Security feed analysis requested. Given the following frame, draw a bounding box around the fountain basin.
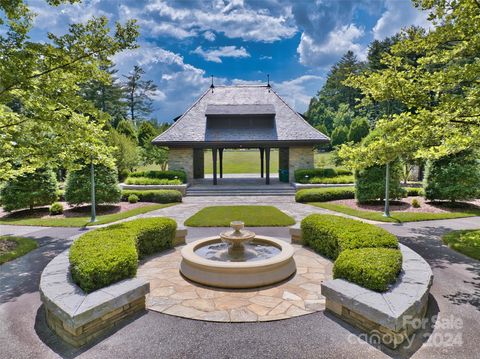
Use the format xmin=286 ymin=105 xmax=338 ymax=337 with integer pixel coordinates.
xmin=180 ymin=236 xmax=296 ymax=289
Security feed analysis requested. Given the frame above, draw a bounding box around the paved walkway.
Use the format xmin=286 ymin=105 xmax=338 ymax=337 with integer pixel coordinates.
xmin=1 ymin=197 xmax=479 ymax=359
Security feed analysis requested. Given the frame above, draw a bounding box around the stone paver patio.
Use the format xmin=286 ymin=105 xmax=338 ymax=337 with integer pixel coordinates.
xmin=137 ymin=244 xmax=332 ymax=322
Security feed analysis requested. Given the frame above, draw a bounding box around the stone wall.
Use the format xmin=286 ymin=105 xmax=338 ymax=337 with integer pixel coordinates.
xmin=288 ymin=147 xmax=314 ymax=182
xmin=168 ymin=148 xmax=194 ymax=183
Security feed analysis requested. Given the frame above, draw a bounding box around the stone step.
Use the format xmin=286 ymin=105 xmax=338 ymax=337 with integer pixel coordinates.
xmin=186 ymin=188 xmax=295 ymax=196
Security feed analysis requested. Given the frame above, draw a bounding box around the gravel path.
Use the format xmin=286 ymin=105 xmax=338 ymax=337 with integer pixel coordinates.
xmin=1 ymin=198 xmax=479 ymax=359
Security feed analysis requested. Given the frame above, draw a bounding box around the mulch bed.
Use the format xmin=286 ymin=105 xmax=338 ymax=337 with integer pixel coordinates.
xmin=0 ymin=201 xmax=150 ymax=220
xmin=0 ymin=239 xmax=18 ymax=254
xmin=331 ymin=197 xmax=480 ymax=213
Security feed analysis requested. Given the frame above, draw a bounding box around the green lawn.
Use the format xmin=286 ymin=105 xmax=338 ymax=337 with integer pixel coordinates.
xmin=0 ymin=236 xmax=38 ymax=264
xmin=442 ymin=230 xmax=480 ymax=260
xmin=311 ymin=202 xmax=480 ymax=223
xmin=184 ymin=205 xmax=296 ymax=227
xmin=0 ymin=203 xmax=175 ymax=227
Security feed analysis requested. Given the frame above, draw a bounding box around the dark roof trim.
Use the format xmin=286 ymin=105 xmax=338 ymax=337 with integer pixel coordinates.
xmin=153 ymin=139 xmax=329 ymax=148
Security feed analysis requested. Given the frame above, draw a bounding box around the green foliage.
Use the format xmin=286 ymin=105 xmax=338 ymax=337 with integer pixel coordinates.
xmin=109 ymin=129 xmax=139 ymax=174
xmin=308 ymin=175 xmax=354 ymax=184
xmin=411 ymin=199 xmax=421 ymax=208
xmin=116 ymin=119 xmax=137 ymax=143
xmin=0 ymin=168 xmax=58 ymax=211
xmin=123 ymin=65 xmax=158 ymax=125
xmin=295 ymin=187 xmax=355 ymax=203
xmin=348 ymin=117 xmax=370 ymax=143
xmin=334 ymin=248 xmax=402 ymax=292
xmin=443 ymin=229 xmax=480 ymax=261
xmin=121 ymin=190 xmax=182 ymax=203
xmin=129 ymin=170 xmax=187 ymax=183
xmin=119 ymin=169 xmax=130 ymax=182
xmin=128 ymin=194 xmax=139 ymax=203
xmin=137 ymin=121 xmax=158 ymax=147
xmin=0 ymin=236 xmax=38 ymax=264
xmin=424 ymin=151 xmax=480 ymax=202
xmin=295 ymin=168 xmax=336 ymax=182
xmin=355 ymin=162 xmax=406 ymax=203
xmin=49 ymin=202 xmax=64 ymax=215
xmin=125 ymin=177 xmax=182 ymax=185
xmin=65 ymin=164 xmax=121 ymax=206
xmin=405 ymin=187 xmax=424 ymax=197
xmin=331 ymin=125 xmax=348 ymax=147
xmin=69 ymin=217 xmax=176 ymax=292
xmin=141 ymin=144 xmax=169 ymax=171
xmin=0 ymin=3 xmax=139 ymax=181
xmin=301 ymin=214 xmax=400 ymax=291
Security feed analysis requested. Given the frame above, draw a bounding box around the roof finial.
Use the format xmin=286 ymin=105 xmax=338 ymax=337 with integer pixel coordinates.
xmin=267 ymin=74 xmax=270 ymax=87
xmin=210 ymin=75 xmax=214 ymax=92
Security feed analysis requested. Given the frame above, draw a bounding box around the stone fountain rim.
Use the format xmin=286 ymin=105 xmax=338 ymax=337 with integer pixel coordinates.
xmin=181 ymin=235 xmax=295 ymax=270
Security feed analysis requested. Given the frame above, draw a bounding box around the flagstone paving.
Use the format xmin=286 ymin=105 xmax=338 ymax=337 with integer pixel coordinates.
xmin=137 ymin=244 xmax=332 ymax=322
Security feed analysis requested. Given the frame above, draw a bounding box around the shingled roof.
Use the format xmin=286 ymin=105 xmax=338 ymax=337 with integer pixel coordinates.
xmin=152 ymin=85 xmax=329 ymax=147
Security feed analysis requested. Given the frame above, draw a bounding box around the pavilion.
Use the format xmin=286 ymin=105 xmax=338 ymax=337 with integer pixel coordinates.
xmin=152 ymin=85 xmax=329 ymax=185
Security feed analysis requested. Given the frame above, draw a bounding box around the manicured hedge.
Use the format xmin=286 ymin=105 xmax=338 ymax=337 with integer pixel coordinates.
xmin=294 ymin=168 xmax=352 ymax=183
xmin=301 ymin=214 xmax=401 ymax=292
xmin=334 ymin=248 xmax=402 ymax=292
xmin=308 ymin=175 xmax=354 ymax=184
xmin=129 ymin=170 xmax=187 ymax=183
xmin=125 ymin=177 xmax=182 ymax=185
xmin=295 ymin=187 xmax=355 ymax=203
xmin=121 ymin=190 xmax=182 ymax=203
xmin=69 ymin=217 xmax=177 ymax=293
xmin=405 ymin=187 xmax=424 ymax=197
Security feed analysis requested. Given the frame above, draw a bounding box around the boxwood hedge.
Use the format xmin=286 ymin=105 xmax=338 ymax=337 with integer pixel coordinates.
xmin=301 ymin=214 xmax=401 ymax=292
xmin=294 ymin=168 xmax=352 ymax=184
xmin=69 ymin=217 xmax=177 ymax=293
xmin=295 ymin=187 xmax=355 ymax=203
xmin=121 ymin=189 xmax=182 ymax=203
xmin=128 ymin=170 xmax=187 ymax=183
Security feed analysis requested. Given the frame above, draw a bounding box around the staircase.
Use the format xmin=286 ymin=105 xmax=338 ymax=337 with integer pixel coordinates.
xmin=186 ymin=186 xmax=295 ymax=197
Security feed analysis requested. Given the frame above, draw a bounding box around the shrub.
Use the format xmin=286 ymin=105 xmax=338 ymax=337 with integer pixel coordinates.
xmin=411 ymin=199 xmax=421 ymax=208
xmin=335 ymin=168 xmax=353 ymax=176
xmin=301 ymin=214 xmax=398 ymax=259
xmin=308 ymin=175 xmax=354 ymax=184
xmin=56 ymin=189 xmax=65 ymax=201
xmin=405 ymin=187 xmax=424 ymax=197
xmin=129 ymin=170 xmax=187 ymax=183
xmin=331 ymin=125 xmax=348 ymax=147
xmin=121 ymin=190 xmax=182 ymax=203
xmin=424 ymin=150 xmax=480 ymax=202
xmin=69 ymin=217 xmax=177 ymax=293
xmin=0 ymin=169 xmax=58 ymax=211
xmin=295 ymin=168 xmax=337 ymax=183
xmin=334 ymin=248 xmax=402 ymax=292
xmin=124 ymin=177 xmax=182 ymax=185
xmin=295 ymin=187 xmax=355 ymax=203
xmin=119 ymin=168 xmax=131 ymax=182
xmin=355 ymin=162 xmax=406 ymax=203
xmin=49 ymin=202 xmax=64 ymax=215
xmin=348 ymin=117 xmax=370 ymax=143
xmin=128 ymin=194 xmax=139 ymax=203
xmin=65 ymin=164 xmax=122 ymax=206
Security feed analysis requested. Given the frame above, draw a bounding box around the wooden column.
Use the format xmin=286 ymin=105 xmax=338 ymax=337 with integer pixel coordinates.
xmin=265 ymin=147 xmax=270 ymax=185
xmin=219 ymin=148 xmax=224 ymax=178
xmin=212 ymin=148 xmax=217 ymax=185
xmin=260 ymin=148 xmax=265 ymax=178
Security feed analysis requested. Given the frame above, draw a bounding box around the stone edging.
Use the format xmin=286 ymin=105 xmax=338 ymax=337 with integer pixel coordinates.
xmin=120 ymin=183 xmax=188 ymax=195
xmin=321 ymin=243 xmax=433 ymax=349
xmin=40 ymin=250 xmax=150 ymax=347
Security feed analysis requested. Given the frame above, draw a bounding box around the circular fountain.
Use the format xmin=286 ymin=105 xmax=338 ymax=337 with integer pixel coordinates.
xmin=180 ymin=221 xmax=296 ymax=288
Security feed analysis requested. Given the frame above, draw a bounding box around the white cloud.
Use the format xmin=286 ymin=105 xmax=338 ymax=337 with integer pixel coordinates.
xmin=373 ymin=0 xmax=431 ymax=40
xmin=297 ymin=24 xmax=366 ymax=67
xmin=203 ymin=31 xmax=216 ymax=41
xmin=192 ymin=45 xmax=250 ymax=63
xmin=273 ymin=75 xmax=323 ymax=112
xmin=260 ymin=55 xmax=272 ymax=60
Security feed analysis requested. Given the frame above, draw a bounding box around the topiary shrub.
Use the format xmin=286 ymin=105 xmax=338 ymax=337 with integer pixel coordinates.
xmin=295 ymin=187 xmax=355 ymax=203
xmin=301 ymin=214 xmax=401 ymax=292
xmin=301 ymin=214 xmax=398 ymax=259
xmin=121 ymin=190 xmax=182 ymax=203
xmin=355 ymin=162 xmax=406 ymax=203
xmin=128 ymin=194 xmax=139 ymax=203
xmin=333 ymin=248 xmax=402 ymax=292
xmin=69 ymin=217 xmax=177 ymax=293
xmin=65 ymin=164 xmax=122 ymax=206
xmin=411 ymin=199 xmax=421 ymax=208
xmin=129 ymin=170 xmax=187 ymax=183
xmin=49 ymin=202 xmax=64 ymax=215
xmin=424 ymin=150 xmax=480 ymax=202
xmin=0 ymin=169 xmax=58 ymax=211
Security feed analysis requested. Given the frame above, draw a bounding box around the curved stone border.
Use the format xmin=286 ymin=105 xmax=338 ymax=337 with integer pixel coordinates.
xmin=321 ymin=244 xmax=433 ymax=349
xmin=137 ymin=245 xmax=333 ymax=322
xmin=120 ymin=183 xmax=188 ymax=195
xmin=40 ymin=250 xmax=149 ymax=347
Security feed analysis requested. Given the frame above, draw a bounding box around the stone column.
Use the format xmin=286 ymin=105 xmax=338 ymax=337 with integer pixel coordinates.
xmin=288 ymin=147 xmax=314 ymax=182
xmin=168 ymin=148 xmax=194 ymax=183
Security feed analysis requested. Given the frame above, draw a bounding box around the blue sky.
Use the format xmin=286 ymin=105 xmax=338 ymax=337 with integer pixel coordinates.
xmin=27 ymin=0 xmax=431 ymax=122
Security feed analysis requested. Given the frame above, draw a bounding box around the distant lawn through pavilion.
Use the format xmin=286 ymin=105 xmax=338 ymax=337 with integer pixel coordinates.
xmin=184 ymin=205 xmax=296 ymax=227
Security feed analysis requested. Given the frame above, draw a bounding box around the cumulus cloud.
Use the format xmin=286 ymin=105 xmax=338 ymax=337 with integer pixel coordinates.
xmin=297 ymin=24 xmax=365 ymax=67
xmin=192 ymin=45 xmax=250 ymax=63
xmin=272 ymin=75 xmax=323 ymax=112
xmin=203 ymin=30 xmax=216 ymax=41
xmin=373 ymin=0 xmax=431 ymax=40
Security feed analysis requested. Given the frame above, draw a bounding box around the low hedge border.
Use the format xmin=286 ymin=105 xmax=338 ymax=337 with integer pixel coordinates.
xmin=294 ymin=168 xmax=353 ymax=184
xmin=301 ymin=214 xmax=401 ymax=292
xmin=295 ymin=187 xmax=355 ymax=203
xmin=69 ymin=217 xmax=177 ymax=293
xmin=129 ymin=170 xmax=187 ymax=183
xmin=121 ymin=189 xmax=182 ymax=203
xmin=125 ymin=177 xmax=182 ymax=185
